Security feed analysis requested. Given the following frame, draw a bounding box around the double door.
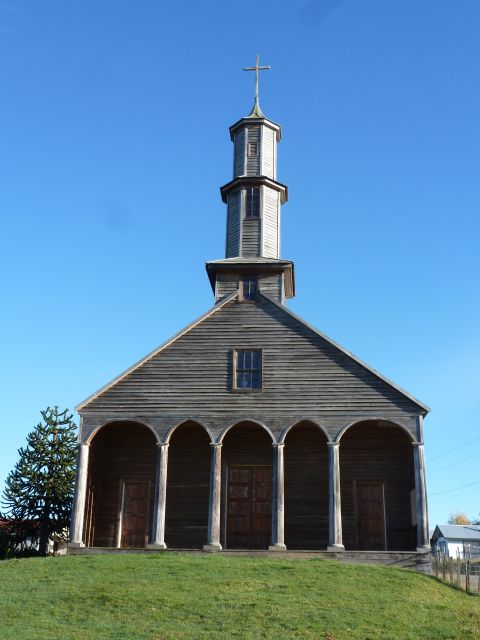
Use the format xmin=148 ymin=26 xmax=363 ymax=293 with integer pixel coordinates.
xmin=226 ymin=465 xmax=272 ymax=549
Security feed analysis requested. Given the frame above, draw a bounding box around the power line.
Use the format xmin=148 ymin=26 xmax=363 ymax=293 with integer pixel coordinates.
xmin=430 ymin=480 xmax=480 ymax=496
xmin=428 ymin=434 xmax=480 ymax=463
xmin=429 ymin=450 xmax=480 ymax=474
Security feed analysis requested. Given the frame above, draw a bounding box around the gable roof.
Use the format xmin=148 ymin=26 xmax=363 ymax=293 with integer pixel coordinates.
xmin=260 ymin=293 xmax=430 ymax=414
xmin=432 ymin=525 xmax=480 ymax=541
xmin=76 ymin=291 xmax=238 ymax=411
xmin=77 ymin=291 xmax=430 ymax=414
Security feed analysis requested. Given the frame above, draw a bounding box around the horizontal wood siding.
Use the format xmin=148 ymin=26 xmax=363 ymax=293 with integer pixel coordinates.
xmin=215 ymin=272 xmax=239 ymax=301
xmin=262 ymin=126 xmax=276 ymax=180
xmin=258 ymin=273 xmax=282 ymax=303
xmin=233 ymin=129 xmax=246 ymax=178
xmin=81 ymin=297 xmax=423 ymax=418
xmin=165 ymin=422 xmax=210 ymax=549
xmin=340 ymin=422 xmax=416 ymax=551
xmin=245 ymin=126 xmax=260 ymax=176
xmin=241 ymin=218 xmax=261 ymax=257
xmin=285 ymin=423 xmax=329 ymax=549
xmin=226 ymin=190 xmax=241 ymax=258
xmin=263 ymin=187 xmax=279 ymax=258
xmin=87 ymin=422 xmax=157 ymax=547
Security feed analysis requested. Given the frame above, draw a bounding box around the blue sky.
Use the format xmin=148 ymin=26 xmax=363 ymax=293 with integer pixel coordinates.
xmin=1 ymin=0 xmax=479 ymax=528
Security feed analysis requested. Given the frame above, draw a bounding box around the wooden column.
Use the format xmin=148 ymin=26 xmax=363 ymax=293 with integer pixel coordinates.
xmin=269 ymin=443 xmax=286 ymax=550
xmin=327 ymin=442 xmax=345 ymax=551
xmin=413 ymin=441 xmax=429 ymax=551
xmin=204 ymin=443 xmax=222 ymax=551
xmin=148 ymin=443 xmax=169 ymax=549
xmin=68 ymin=443 xmax=90 ymax=547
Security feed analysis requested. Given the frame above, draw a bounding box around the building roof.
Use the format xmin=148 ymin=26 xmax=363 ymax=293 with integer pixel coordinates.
xmin=77 ymin=291 xmax=430 ymax=414
xmin=432 ymin=525 xmax=480 ymax=541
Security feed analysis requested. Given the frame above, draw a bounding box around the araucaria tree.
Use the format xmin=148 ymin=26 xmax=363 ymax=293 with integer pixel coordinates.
xmin=1 ymin=407 xmax=77 ymax=556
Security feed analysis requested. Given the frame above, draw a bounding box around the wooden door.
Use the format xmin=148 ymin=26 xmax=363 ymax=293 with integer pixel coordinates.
xmin=227 ymin=466 xmax=272 ymax=549
xmin=356 ymin=481 xmax=386 ymax=550
xmin=120 ymin=481 xmax=150 ymax=548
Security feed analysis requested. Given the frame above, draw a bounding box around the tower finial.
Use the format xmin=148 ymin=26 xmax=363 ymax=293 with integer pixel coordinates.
xmin=243 ymin=54 xmax=270 ymax=118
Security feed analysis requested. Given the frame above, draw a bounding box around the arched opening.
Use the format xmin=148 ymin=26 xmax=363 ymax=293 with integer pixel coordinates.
xmin=284 ymin=422 xmax=329 ymax=550
xmin=339 ymin=420 xmax=415 ymax=551
xmin=221 ymin=421 xmax=273 ymax=549
xmin=85 ymin=421 xmax=157 ymax=548
xmin=165 ymin=421 xmax=211 ymax=549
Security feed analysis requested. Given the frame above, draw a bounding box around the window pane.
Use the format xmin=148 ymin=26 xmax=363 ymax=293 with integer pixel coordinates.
xmin=251 ymin=371 xmax=260 ymax=389
xmin=235 ymin=349 xmax=262 ymax=390
xmin=246 ymin=187 xmax=260 ymax=218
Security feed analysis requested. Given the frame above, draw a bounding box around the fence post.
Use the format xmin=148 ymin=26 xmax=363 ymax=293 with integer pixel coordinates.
xmin=456 ymin=550 xmax=460 ymax=588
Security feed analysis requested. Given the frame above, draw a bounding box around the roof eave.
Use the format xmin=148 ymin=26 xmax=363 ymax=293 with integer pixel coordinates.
xmin=257 ymin=292 xmax=431 ymax=415
xmin=220 ymin=176 xmax=288 ymax=204
xmin=229 ymin=117 xmax=282 ymax=142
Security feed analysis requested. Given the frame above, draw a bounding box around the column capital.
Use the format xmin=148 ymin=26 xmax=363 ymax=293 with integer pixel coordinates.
xmin=157 ymin=442 xmax=169 ymax=449
xmin=78 ymin=441 xmax=90 ymax=448
xmin=210 ymin=442 xmax=223 ymax=449
xmin=412 ymin=441 xmax=425 ymax=447
xmin=272 ymin=442 xmax=285 ymax=449
xmin=328 ymin=441 xmax=340 ymax=448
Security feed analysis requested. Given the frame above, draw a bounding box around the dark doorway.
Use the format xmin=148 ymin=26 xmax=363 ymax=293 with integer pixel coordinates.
xmin=221 ymin=422 xmax=273 ymax=549
xmin=356 ymin=481 xmax=386 ymax=550
xmin=227 ymin=466 xmax=272 ymax=549
xmin=85 ymin=422 xmax=157 ymax=548
xmin=340 ymin=420 xmax=416 ymax=551
xmin=120 ymin=480 xmax=151 ymax=548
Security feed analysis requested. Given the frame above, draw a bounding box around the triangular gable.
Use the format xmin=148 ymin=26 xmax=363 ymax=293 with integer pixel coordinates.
xmin=77 ymin=290 xmax=429 ymax=415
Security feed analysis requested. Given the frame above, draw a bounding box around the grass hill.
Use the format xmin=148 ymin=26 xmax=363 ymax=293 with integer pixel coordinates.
xmin=0 ymin=553 xmax=478 ymax=639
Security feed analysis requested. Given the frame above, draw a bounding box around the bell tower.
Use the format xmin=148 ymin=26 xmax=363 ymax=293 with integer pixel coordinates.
xmin=206 ymin=57 xmax=295 ymax=304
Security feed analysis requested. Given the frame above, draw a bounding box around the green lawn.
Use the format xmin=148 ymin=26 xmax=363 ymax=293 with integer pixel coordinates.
xmin=0 ymin=553 xmax=478 ymax=639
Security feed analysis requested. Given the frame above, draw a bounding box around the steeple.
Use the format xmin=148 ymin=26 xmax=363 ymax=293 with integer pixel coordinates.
xmin=206 ymin=59 xmax=295 ymax=304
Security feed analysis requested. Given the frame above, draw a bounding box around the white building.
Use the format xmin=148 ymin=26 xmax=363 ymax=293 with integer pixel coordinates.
xmin=431 ymin=524 xmax=480 ymax=558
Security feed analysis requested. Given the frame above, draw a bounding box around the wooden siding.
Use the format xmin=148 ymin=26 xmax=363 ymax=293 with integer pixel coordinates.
xmin=241 ymin=218 xmax=261 ymax=256
xmin=221 ymin=422 xmax=273 ymax=548
xmin=81 ymin=296 xmax=423 ymax=418
xmin=86 ymin=422 xmax=157 ymax=547
xmin=245 ymin=126 xmax=260 ymax=176
xmin=165 ymin=422 xmax=210 ymax=548
xmin=263 ymin=187 xmax=279 ymax=258
xmin=258 ymin=273 xmax=282 ymax=303
xmin=262 ymin=125 xmax=276 ymax=180
xmin=340 ymin=421 xmax=416 ymax=551
xmin=284 ymin=423 xmax=329 ymax=549
xmin=215 ymin=272 xmax=239 ymax=301
xmin=233 ymin=129 xmax=246 ymax=178
xmin=226 ymin=190 xmax=241 ymax=258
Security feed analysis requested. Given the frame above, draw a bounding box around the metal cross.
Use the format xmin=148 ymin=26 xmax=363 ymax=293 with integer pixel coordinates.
xmin=243 ymin=54 xmax=271 ymax=102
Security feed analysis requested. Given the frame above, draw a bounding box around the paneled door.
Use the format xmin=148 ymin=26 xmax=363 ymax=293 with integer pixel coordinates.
xmin=119 ymin=481 xmax=151 ymax=548
xmin=226 ymin=466 xmax=272 ymax=549
xmin=355 ymin=481 xmax=386 ymax=550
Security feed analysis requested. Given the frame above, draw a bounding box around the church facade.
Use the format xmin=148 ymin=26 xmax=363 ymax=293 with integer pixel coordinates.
xmin=69 ymin=75 xmax=430 ymax=555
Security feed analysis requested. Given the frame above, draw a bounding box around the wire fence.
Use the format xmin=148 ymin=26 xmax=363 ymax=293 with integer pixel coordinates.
xmin=432 ymin=546 xmax=480 ymax=593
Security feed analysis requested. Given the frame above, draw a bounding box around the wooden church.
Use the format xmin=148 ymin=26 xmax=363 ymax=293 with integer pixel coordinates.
xmin=69 ymin=60 xmax=430 ymax=555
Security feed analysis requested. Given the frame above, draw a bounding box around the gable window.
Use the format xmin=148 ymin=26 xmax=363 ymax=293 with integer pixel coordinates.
xmin=247 ymin=141 xmax=258 ymax=157
xmin=234 ymin=350 xmax=262 ymax=390
xmin=240 ymin=276 xmax=257 ymax=301
xmin=245 ymin=187 xmax=260 ymax=218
